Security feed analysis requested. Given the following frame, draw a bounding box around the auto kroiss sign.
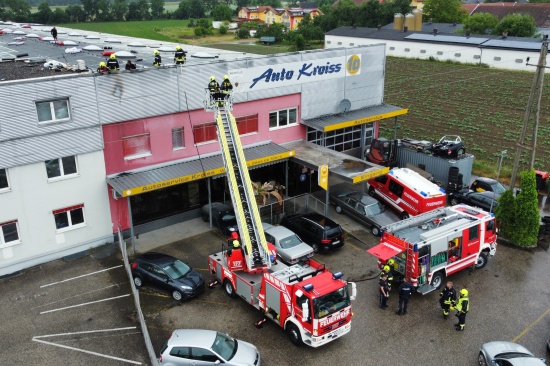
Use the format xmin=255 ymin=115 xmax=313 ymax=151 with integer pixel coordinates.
xmin=229 ymin=54 xmax=361 ymax=92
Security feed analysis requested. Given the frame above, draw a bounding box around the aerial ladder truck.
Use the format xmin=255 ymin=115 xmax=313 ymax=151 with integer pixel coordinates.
xmin=205 ymin=89 xmax=356 ymax=347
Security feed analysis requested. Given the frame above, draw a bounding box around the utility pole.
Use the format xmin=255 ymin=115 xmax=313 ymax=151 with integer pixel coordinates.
xmin=510 ymin=41 xmax=548 ymax=189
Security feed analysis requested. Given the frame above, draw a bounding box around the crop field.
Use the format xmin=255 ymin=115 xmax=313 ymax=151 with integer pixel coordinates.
xmin=383 ymin=57 xmax=550 ymax=178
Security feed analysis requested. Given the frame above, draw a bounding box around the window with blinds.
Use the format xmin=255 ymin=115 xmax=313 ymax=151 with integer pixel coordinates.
xmin=123 ymin=133 xmax=152 ymax=160
xmin=172 ymin=127 xmax=185 ymax=150
xmin=236 ymin=114 xmax=259 ymax=135
xmin=192 ymin=123 xmax=217 ymax=144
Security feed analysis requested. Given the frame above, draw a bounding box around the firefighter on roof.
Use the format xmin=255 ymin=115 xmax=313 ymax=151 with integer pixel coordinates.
xmin=440 ymin=281 xmax=457 ymax=318
xmin=174 ymin=45 xmax=186 ymax=64
xmin=106 ymin=54 xmax=119 ymax=71
xmin=455 ymin=288 xmax=469 ymax=331
xmin=153 ymin=50 xmax=161 ymax=67
xmin=97 ymin=61 xmax=109 ymax=73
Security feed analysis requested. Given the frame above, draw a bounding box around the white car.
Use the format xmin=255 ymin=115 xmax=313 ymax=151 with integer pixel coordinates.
xmin=478 ymin=341 xmax=546 ymax=366
xmin=263 ymin=223 xmax=314 ymax=265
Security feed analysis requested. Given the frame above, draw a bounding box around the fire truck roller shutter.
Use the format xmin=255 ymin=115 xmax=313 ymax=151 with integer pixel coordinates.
xmin=367 ymin=242 xmax=405 ymax=260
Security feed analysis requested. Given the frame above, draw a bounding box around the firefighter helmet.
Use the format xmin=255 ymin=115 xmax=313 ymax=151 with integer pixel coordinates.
xmin=210 ymin=76 xmax=215 ymax=81
xmin=460 ymin=289 xmax=468 ymax=296
xmin=99 ymin=62 xmax=106 ymax=67
xmin=232 ymin=240 xmax=240 ymax=248
xmin=154 ymin=50 xmax=159 ymax=55
xmin=110 ymin=54 xmax=116 ymax=59
xmin=176 ymin=45 xmax=182 ymax=50
xmin=387 ymin=259 xmax=395 ymax=266
xmin=383 ymin=265 xmax=390 ymax=272
xmin=224 ymin=75 xmax=229 ymax=80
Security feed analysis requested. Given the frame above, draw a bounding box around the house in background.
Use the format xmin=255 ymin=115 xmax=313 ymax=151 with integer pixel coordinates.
xmin=237 ymin=5 xmax=323 ymax=30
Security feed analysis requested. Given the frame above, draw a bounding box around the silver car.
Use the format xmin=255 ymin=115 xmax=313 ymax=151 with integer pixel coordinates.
xmin=478 ymin=341 xmax=546 ymax=366
xmin=263 ymin=224 xmax=314 ymax=265
xmin=160 ymin=329 xmax=260 ymax=366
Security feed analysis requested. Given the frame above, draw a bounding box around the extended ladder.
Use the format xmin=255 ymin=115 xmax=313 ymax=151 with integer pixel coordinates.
xmin=207 ymin=93 xmax=271 ymax=272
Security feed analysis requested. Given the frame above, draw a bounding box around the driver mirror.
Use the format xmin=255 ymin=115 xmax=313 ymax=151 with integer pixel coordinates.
xmin=301 ymin=300 xmax=309 ymax=322
xmin=349 ymin=282 xmax=357 ymax=301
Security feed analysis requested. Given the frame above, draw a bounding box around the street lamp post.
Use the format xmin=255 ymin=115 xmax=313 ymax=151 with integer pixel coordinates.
xmin=490 ymin=149 xmax=507 ymax=213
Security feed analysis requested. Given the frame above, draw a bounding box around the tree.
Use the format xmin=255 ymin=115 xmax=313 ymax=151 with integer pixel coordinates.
xmin=357 ymin=0 xmax=382 ymax=28
xmin=34 ymin=1 xmax=52 ymax=24
xmin=422 ymin=0 xmax=466 ymax=24
xmin=111 ymin=0 xmax=128 ymax=21
xmin=494 ymin=13 xmax=537 ymax=38
xmin=380 ymin=0 xmax=412 ymax=24
xmin=256 ymin=22 xmax=285 ymax=41
xmin=64 ymin=4 xmax=86 ymax=22
xmin=50 ymin=7 xmax=69 ymax=23
xmin=80 ymin=0 xmax=99 ymax=21
xmin=296 ymin=15 xmax=324 ymax=42
xmin=212 ymin=3 xmax=232 ymax=21
xmin=173 ymin=0 xmax=190 ymax=19
xmin=495 ymin=189 xmax=515 ymax=242
xmin=462 ymin=13 xmax=498 ymax=35
xmin=96 ymin=0 xmax=113 ymax=21
xmin=150 ymin=0 xmax=164 ymax=19
xmin=137 ymin=0 xmax=150 ymax=20
xmin=237 ymin=27 xmax=249 ymax=39
xmin=294 ymin=33 xmax=306 ymax=50
xmin=188 ymin=0 xmax=205 ymax=18
xmin=3 ymin=0 xmax=32 ymax=22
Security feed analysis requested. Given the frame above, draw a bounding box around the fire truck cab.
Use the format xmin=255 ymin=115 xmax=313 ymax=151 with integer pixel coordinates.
xmin=367 ymin=205 xmax=497 ymax=294
xmin=367 ymin=168 xmax=447 ymax=219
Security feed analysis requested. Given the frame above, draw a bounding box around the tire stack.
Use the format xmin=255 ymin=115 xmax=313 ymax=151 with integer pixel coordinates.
xmin=447 ymin=167 xmax=461 ymax=193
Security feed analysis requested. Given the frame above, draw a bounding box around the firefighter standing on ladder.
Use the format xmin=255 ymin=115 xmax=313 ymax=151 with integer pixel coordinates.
xmin=440 ymin=281 xmax=457 ymax=318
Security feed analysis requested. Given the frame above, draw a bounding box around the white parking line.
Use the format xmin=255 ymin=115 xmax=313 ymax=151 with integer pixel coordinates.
xmin=32 ymin=338 xmax=142 ymax=365
xmin=31 ymin=283 xmax=122 ymax=310
xmin=33 ymin=326 xmax=138 ymax=339
xmin=40 ymin=265 xmax=123 ymax=288
xmin=40 ymin=294 xmax=130 ymax=315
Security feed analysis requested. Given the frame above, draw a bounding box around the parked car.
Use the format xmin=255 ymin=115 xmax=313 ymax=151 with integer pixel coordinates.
xmin=329 ymin=183 xmax=400 ymax=236
xmin=159 ymin=329 xmax=261 ymax=366
xmin=470 ymin=177 xmax=506 ymax=195
xmin=280 ymin=212 xmax=344 ymax=253
xmin=262 ymin=223 xmax=314 ymax=265
xmin=131 ymin=252 xmax=205 ymax=301
xmin=201 ymin=202 xmax=238 ymax=235
xmin=449 ymin=191 xmax=500 ymax=212
xmin=478 ymin=341 xmax=546 ymax=366
xmin=429 ymin=135 xmax=465 ymax=158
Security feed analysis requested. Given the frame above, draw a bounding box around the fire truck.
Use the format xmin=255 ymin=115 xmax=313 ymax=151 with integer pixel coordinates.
xmin=367 ymin=204 xmax=497 ymax=294
xmin=204 ymin=92 xmax=356 ymax=347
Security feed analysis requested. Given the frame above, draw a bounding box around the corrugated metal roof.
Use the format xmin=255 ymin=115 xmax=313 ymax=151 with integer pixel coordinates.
xmin=405 ymin=34 xmax=488 ymax=45
xmin=107 ymin=142 xmax=293 ymax=197
xmin=301 ymin=104 xmax=407 ymax=132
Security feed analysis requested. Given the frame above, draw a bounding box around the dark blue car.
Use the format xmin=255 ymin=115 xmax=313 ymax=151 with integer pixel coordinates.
xmin=131 ymin=252 xmax=205 ymax=301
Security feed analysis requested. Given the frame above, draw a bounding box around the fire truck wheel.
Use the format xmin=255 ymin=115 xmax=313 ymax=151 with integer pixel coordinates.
xmin=223 ymin=279 xmax=236 ymax=298
xmin=430 ymin=271 xmax=444 ymax=289
xmin=286 ymin=323 xmax=303 ymax=346
xmin=335 ymin=205 xmax=342 ymax=214
xmin=475 ymin=252 xmax=488 ymax=269
xmin=478 ymin=352 xmax=488 ymax=366
xmin=371 ymin=226 xmax=381 ymax=236
xmin=172 ymin=290 xmax=183 ymax=301
xmin=401 ymin=212 xmax=410 ymax=220
xmin=368 ymin=187 xmax=376 ymax=197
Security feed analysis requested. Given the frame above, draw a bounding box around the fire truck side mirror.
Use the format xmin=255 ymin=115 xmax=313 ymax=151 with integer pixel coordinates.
xmin=349 ymin=282 xmax=357 ymax=301
xmin=301 ymin=300 xmax=309 ymax=322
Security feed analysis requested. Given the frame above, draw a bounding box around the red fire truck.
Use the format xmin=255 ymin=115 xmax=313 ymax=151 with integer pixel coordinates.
xmin=367 ymin=204 xmax=497 ymax=294
xmin=205 ymin=93 xmax=356 ymax=347
xmin=367 ymin=167 xmax=447 ymax=219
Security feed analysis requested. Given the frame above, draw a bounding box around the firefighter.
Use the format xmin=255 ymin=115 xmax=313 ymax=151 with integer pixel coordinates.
xmin=208 ymin=76 xmax=220 ymax=104
xmin=174 ymin=45 xmax=186 ymax=65
xmin=153 ymin=50 xmax=162 ymax=67
xmin=97 ymin=61 xmax=109 ymax=73
xmin=396 ymin=277 xmax=414 ymax=315
xmin=455 ymin=288 xmax=469 ymax=331
xmin=106 ymin=54 xmax=119 ymax=71
xmin=220 ymin=75 xmax=233 ymax=97
xmin=440 ymin=281 xmax=457 ymax=318
xmin=380 ymin=259 xmax=395 ymax=291
xmin=379 ymin=273 xmax=389 ymax=309
xmin=227 ymin=231 xmax=239 ymax=247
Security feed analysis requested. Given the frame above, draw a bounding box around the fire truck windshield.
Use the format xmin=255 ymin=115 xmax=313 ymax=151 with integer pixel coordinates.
xmin=313 ymin=286 xmax=350 ymax=319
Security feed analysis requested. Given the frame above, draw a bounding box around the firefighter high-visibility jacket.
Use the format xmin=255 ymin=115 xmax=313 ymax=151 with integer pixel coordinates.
xmin=174 ymin=50 xmax=186 ymax=64
xmin=154 ymin=55 xmax=162 ymax=67
xmin=456 ymin=296 xmax=469 ymax=314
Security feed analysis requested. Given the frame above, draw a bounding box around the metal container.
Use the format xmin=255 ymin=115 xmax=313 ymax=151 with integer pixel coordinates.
xmin=413 ymin=9 xmax=423 ymax=32
xmin=394 ymin=13 xmax=404 ymax=31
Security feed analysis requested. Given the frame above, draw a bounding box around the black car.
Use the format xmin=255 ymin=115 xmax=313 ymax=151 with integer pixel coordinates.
xmin=470 ymin=177 xmax=506 ymax=195
xmin=280 ymin=212 xmax=344 ymax=253
xmin=201 ymin=202 xmax=238 ymax=235
xmin=429 ymin=135 xmax=465 ymax=158
xmin=449 ymin=191 xmax=499 ymax=212
xmin=131 ymin=252 xmax=205 ymax=301
xmin=329 ymin=183 xmax=400 ymax=236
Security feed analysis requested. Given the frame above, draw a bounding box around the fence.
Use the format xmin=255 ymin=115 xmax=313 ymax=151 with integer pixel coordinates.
xmin=257 ymin=193 xmax=327 ymax=225
xmin=118 ymin=228 xmax=159 ymax=366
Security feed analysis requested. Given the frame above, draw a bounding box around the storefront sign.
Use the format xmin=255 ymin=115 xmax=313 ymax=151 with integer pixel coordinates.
xmin=352 ymin=166 xmax=390 ymax=184
xmin=324 ymin=108 xmax=409 ymax=132
xmin=318 ymin=165 xmax=329 ymax=190
xmin=229 ymin=54 xmax=361 ymax=92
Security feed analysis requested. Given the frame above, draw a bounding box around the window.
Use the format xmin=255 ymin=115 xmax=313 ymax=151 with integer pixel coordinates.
xmin=190 ymin=348 xmax=219 ymax=363
xmin=45 ymin=156 xmax=78 ymax=180
xmin=0 ymin=168 xmax=9 ymax=191
xmin=192 ymin=122 xmax=217 ymax=144
xmin=236 ymin=114 xmax=258 ymax=135
xmin=0 ymin=220 xmax=20 ymax=247
xmin=469 ymin=226 xmax=479 ymax=241
xmin=123 ymin=133 xmax=151 ymax=160
xmin=36 ymin=99 xmax=70 ymax=123
xmin=172 ymin=127 xmax=185 ymax=150
xmin=169 ymin=347 xmax=190 ymax=359
xmin=53 ymin=204 xmax=85 ymax=231
xmin=389 ymin=180 xmax=404 ymax=197
xmin=269 ymin=107 xmax=297 ymax=129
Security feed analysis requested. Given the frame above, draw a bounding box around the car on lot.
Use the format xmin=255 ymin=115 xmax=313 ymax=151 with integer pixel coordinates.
xmin=478 ymin=341 xmax=546 ymax=366
xmin=449 ymin=191 xmax=500 ymax=212
xmin=329 ymin=183 xmax=400 ymax=236
xmin=131 ymin=252 xmax=205 ymax=301
xmin=429 ymin=135 xmax=465 ymax=158
xmin=201 ymin=202 xmax=238 ymax=235
xmin=280 ymin=212 xmax=344 ymax=253
xmin=262 ymin=223 xmax=314 ymax=265
xmin=470 ymin=177 xmax=506 ymax=195
xmin=159 ymin=329 xmax=261 ymax=366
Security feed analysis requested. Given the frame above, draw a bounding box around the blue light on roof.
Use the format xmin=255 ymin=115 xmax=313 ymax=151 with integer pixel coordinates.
xmin=413 ymin=244 xmax=418 ymax=252
xmin=303 ymin=284 xmax=314 ymax=292
xmin=333 ymin=272 xmax=343 ymax=280
xmin=389 ymin=170 xmax=395 ymax=175
xmin=439 ymin=188 xmax=446 ymax=193
xmin=420 ymin=191 xmax=427 ymax=197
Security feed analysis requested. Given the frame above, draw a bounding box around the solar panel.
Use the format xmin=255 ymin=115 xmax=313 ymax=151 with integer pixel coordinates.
xmin=481 ymin=39 xmax=542 ymax=51
xmin=405 ymin=33 xmax=489 ymax=45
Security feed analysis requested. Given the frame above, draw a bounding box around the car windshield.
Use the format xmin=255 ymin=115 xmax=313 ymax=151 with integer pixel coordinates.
xmin=163 ymin=260 xmax=191 ymax=280
xmin=313 ymin=286 xmax=350 ymax=319
xmin=211 ymin=332 xmax=237 ymax=361
xmin=494 ymin=352 xmax=534 ymax=360
xmin=490 ymin=182 xmax=506 ymax=195
xmin=365 ymin=202 xmax=384 ymax=216
xmin=279 ymin=234 xmax=303 ymax=249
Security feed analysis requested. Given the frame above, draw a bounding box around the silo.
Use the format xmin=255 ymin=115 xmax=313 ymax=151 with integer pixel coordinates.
xmin=394 ymin=13 xmax=404 ymax=31
xmin=413 ymin=9 xmax=423 ymax=32
xmin=404 ymin=13 xmax=415 ymax=31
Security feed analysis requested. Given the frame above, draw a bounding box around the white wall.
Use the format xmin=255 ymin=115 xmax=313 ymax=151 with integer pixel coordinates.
xmin=0 ymin=150 xmax=113 ymax=276
xmin=325 ymin=35 xmax=547 ymax=73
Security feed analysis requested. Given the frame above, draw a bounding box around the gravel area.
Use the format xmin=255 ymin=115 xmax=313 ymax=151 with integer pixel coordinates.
xmin=0 ymin=60 xmax=78 ymax=81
